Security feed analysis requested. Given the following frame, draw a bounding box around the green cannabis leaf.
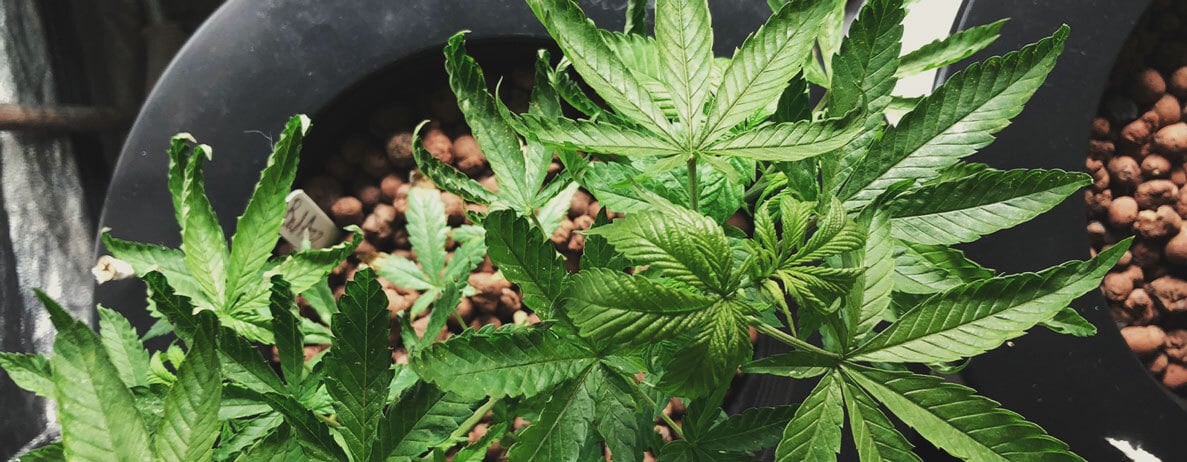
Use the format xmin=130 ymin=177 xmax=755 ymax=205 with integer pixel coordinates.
xmin=2 ymin=0 xmax=1109 ymax=460
xmin=372 ymin=185 xmax=484 ymax=316
xmin=101 ymin=115 xmax=363 ymax=343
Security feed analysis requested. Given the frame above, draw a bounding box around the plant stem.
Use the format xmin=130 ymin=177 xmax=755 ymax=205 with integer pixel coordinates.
xmin=448 ymin=397 xmax=500 ymax=444
xmin=529 ymin=211 xmax=547 ymax=233
xmin=752 ymin=321 xmax=838 ymax=359
xmin=317 ymin=413 xmax=342 ymax=428
xmin=687 ymin=155 xmax=699 ymax=212
xmin=633 ymin=386 xmax=686 ymax=440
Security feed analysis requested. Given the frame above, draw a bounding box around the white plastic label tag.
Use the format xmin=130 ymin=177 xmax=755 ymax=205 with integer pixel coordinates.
xmin=281 ymin=189 xmax=339 ymax=249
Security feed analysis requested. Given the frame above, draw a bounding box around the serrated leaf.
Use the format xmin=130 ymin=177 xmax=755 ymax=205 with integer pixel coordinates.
xmin=218 ymin=386 xmax=273 ymax=420
xmin=408 ymin=187 xmax=449 ymax=284
xmin=773 ymin=73 xmax=811 ymax=123
xmin=548 ymin=60 xmax=636 ymax=127
xmin=268 ymin=277 xmax=304 ymax=388
xmin=226 ymin=115 xmax=310 ymax=304
xmin=47 ymin=296 xmax=153 ymax=461
xmin=411 ymin=121 xmax=495 ymax=205
xmin=143 ymin=271 xmax=199 ymax=341
xmin=589 ymin=366 xmax=646 ymax=461
xmin=637 ymin=157 xmax=749 ymax=223
xmin=840 ymin=378 xmax=921 ymax=462
xmin=215 ymin=412 xmax=282 ymax=460
xmin=178 ymin=144 xmax=228 ymax=306
xmin=301 ymin=279 xmax=337 ymax=328
xmin=887 ymin=169 xmax=1090 ymax=245
xmin=850 ymin=206 xmax=895 ymax=339
xmin=774 ymin=371 xmax=844 ymax=461
xmin=580 ymin=209 xmax=628 ymax=271
xmin=414 ymin=325 xmax=597 ymax=399
xmin=154 ymin=312 xmax=222 ymax=462
xmin=893 ymin=241 xmax=993 ymax=294
xmin=537 ymin=181 xmax=580 ymax=235
xmin=96 ymin=307 xmax=151 ymax=389
xmin=828 ymin=0 xmax=904 ymax=118
xmin=657 ymin=300 xmax=751 ymax=398
xmin=0 ymin=352 xmax=53 ymax=398
xmin=166 ymin=134 xmax=196 ymax=237
xmin=787 ymin=198 xmax=864 ymax=265
xmin=839 ymin=27 xmax=1069 ymax=208
xmin=779 ymin=266 xmax=863 ymax=314
xmin=371 ymin=381 xmax=476 ymax=460
xmin=445 ymin=33 xmax=535 ymax=210
xmin=742 ymin=351 xmax=837 ymax=379
xmin=851 ymin=240 xmax=1129 ymax=363
xmin=417 ymin=279 xmax=463 ymax=351
xmin=897 ymin=19 xmax=1006 ymax=77
xmin=219 ymin=323 xmax=288 ymax=396
xmin=826 ymin=0 xmax=906 ymax=188
xmin=656 ymin=0 xmax=713 ymax=138
xmin=261 ymin=392 xmax=348 ymax=461
xmin=483 ymin=210 xmax=568 ymax=314
xmin=565 ymin=269 xmax=715 ymax=349
xmin=148 ymin=272 xmax=282 ymax=383
xmin=237 ymin=423 xmax=303 ymax=461
xmin=585 ymin=208 xmax=732 ymax=292
xmin=624 ymin=0 xmax=647 ymax=34
xmin=516 ymin=113 xmax=683 ymax=156
xmin=507 ymin=368 xmax=597 ymax=461
xmin=372 ymin=253 xmax=436 ymax=292
xmin=1041 ymin=307 xmax=1097 ymax=337
xmin=525 ymin=0 xmax=676 ymax=140
xmin=265 ymin=226 xmax=362 ymax=294
xmin=701 ymin=0 xmax=832 ymax=142
xmin=703 ymin=113 xmax=864 ymax=161
xmin=700 ymin=404 xmax=798 ymax=452
xmin=101 ymin=231 xmax=215 ymax=309
xmin=324 ymin=268 xmax=393 ymax=461
xmin=843 ymin=363 xmax=1083 ymax=461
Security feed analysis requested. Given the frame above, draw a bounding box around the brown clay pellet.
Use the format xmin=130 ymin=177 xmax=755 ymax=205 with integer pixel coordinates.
xmin=1123 ymin=325 xmax=1167 ymax=355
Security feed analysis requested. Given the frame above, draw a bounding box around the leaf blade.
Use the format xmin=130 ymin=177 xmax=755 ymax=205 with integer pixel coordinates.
xmin=413 ymin=325 xmax=597 ymax=399
xmin=702 ymin=0 xmax=832 ymax=141
xmin=48 ymin=298 xmax=153 ymax=461
xmin=226 ymin=115 xmax=311 ymax=302
xmin=839 ymin=26 xmax=1069 ymax=208
xmin=774 ymin=371 xmax=844 ymax=462
xmin=656 ymin=0 xmax=714 ymax=136
xmin=851 ymin=240 xmax=1129 ymax=363
xmin=97 ymin=306 xmax=151 ymax=389
xmin=153 ymin=312 xmax=222 ymax=462
xmin=525 ymin=0 xmax=676 ymax=139
xmin=887 ymin=169 xmax=1090 ymax=245
xmin=841 ymin=377 xmax=921 ymax=462
xmin=843 ymin=363 xmax=1083 ymax=461
xmin=483 ymin=210 xmax=568 ymax=314
xmin=565 ymin=269 xmax=715 ymax=349
xmin=325 ymin=268 xmax=394 ymax=461
xmin=897 ymin=19 xmax=1007 ymax=77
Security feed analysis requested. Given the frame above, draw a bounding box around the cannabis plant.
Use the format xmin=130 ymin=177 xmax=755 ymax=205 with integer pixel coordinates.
xmin=0 ymin=0 xmax=1118 ymax=460
xmin=100 ymin=116 xmax=361 ymax=343
xmin=410 ymin=0 xmax=1114 ymax=460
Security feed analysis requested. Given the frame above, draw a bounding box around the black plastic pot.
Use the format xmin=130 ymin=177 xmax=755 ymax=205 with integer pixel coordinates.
xmin=88 ymin=0 xmax=1187 ymax=461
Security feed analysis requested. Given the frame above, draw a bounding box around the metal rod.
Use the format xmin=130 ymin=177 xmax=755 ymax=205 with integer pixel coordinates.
xmin=0 ymin=104 xmax=132 ymax=133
